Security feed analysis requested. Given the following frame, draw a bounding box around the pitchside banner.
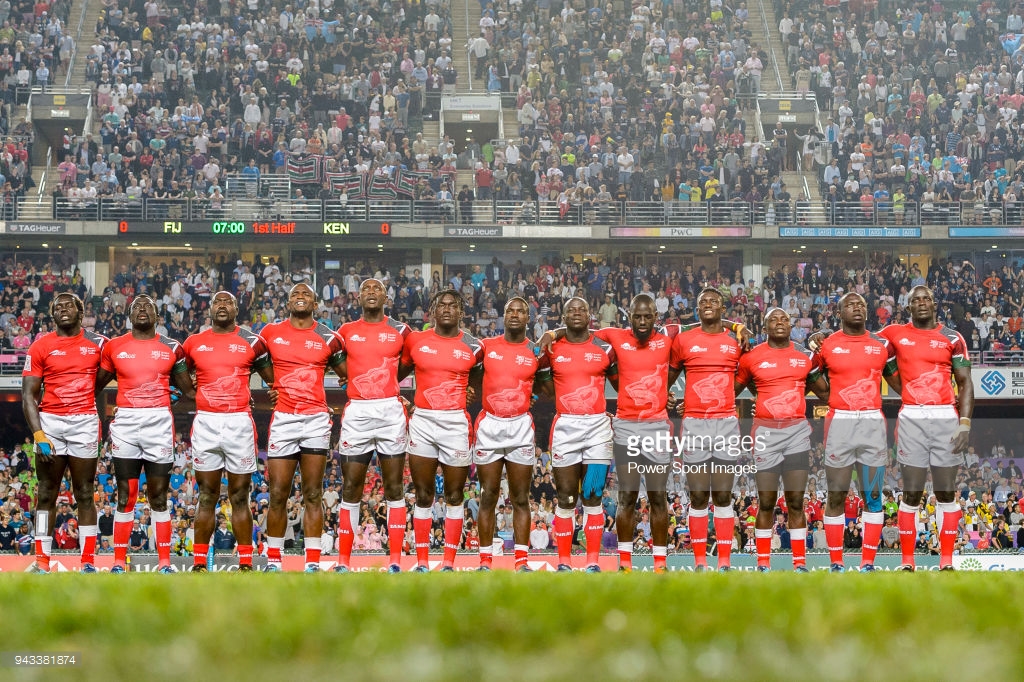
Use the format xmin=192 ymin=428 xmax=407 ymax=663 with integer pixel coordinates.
xmin=4 ymin=554 xmax=1023 ymax=572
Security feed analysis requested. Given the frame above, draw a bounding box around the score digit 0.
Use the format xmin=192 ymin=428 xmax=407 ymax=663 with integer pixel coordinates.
xmin=118 ymin=220 xmax=129 ymax=233
xmin=381 ymin=222 xmax=390 ymax=235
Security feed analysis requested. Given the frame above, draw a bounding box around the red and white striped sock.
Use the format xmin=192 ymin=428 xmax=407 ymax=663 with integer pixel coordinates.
xmin=860 ymin=511 xmax=884 ymax=567
xmin=413 ymin=506 xmax=432 ymax=568
xmin=824 ymin=514 xmax=845 ymax=566
xmin=583 ymin=506 xmax=604 ymax=566
xmin=79 ymin=524 xmax=97 ymax=566
xmin=897 ymin=502 xmax=918 ymax=567
xmin=618 ymin=541 xmax=632 ymax=570
xmin=303 ymin=536 xmax=321 ymax=566
xmin=552 ymin=507 xmax=574 ymax=565
xmin=688 ymin=507 xmax=709 ymax=567
xmin=151 ymin=510 xmax=172 ymax=568
xmin=266 ymin=536 xmax=284 ymax=566
xmin=479 ymin=546 xmax=493 ymax=568
xmin=193 ymin=543 xmax=209 ymax=567
xmin=337 ymin=501 xmax=359 ymax=567
xmin=112 ymin=511 xmax=133 ymax=567
xmin=938 ymin=502 xmax=962 ymax=569
xmin=713 ymin=506 xmax=735 ymax=569
xmin=514 ymin=544 xmax=529 ymax=571
xmin=652 ymin=545 xmax=667 ymax=571
xmin=386 ymin=500 xmax=406 ymax=567
xmin=237 ymin=543 xmax=253 ymax=567
xmin=790 ymin=527 xmax=807 ymax=569
xmin=755 ymin=528 xmax=772 ymax=568
xmin=442 ymin=505 xmax=464 ymax=568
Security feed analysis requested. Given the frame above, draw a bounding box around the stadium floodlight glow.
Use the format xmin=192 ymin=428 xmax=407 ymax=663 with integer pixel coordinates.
xmin=41 ymin=243 xmax=48 ymax=248
xmin=469 ymin=244 xmax=475 ymax=248
xmin=377 ymin=244 xmax=383 ymax=248
xmin=131 ymin=242 xmax=138 ymax=246
xmin=852 ymin=245 xmax=859 ymax=249
xmin=992 ymin=244 xmax=998 ymax=249
xmin=800 ymin=245 xmax=806 ymax=248
xmin=658 ymin=245 xmax=665 ymax=249
xmin=711 ymin=245 xmax=718 ymax=249
xmin=184 ymin=243 xmax=191 ymax=247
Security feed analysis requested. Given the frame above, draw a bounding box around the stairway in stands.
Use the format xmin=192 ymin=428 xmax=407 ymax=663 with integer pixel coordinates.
xmin=448 ymin=0 xmax=475 ymax=90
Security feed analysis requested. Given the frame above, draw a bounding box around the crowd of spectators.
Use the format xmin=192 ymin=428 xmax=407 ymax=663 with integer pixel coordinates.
xmin=778 ymin=0 xmax=1024 ymax=221
xmin=3 ymin=249 xmax=1024 ymax=557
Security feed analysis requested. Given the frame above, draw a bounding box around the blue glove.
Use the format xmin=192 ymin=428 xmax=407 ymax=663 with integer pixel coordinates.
xmin=170 ymin=386 xmax=182 ymax=404
xmin=581 ymin=463 xmax=609 ymax=499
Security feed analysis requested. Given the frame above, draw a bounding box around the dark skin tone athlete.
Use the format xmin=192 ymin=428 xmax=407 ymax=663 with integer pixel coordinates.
xmin=22 ymin=294 xmax=101 ymax=553
xmin=191 ymin=292 xmax=275 ymax=566
xmin=94 ymin=295 xmax=196 ymax=520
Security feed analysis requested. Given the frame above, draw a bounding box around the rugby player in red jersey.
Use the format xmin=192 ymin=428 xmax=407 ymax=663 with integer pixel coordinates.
xmin=182 ymin=292 xmax=274 ymax=572
xmin=334 ymin=279 xmax=411 ymax=573
xmin=537 ymin=297 xmax=617 ymax=572
xmin=259 ymin=283 xmax=346 ymax=572
xmin=808 ymin=293 xmax=899 ymax=572
xmin=670 ymin=288 xmax=746 ymax=572
xmin=471 ymin=296 xmax=549 ymax=572
xmin=736 ymin=308 xmax=829 ymax=572
xmin=400 ymin=290 xmax=484 ymax=572
xmin=22 ymin=292 xmax=107 ymax=573
xmin=878 ymin=285 xmax=973 ymax=571
xmin=95 ymin=294 xmax=194 ymax=574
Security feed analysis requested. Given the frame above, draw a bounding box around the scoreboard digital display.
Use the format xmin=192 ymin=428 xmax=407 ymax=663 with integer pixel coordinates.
xmin=117 ymin=220 xmax=391 ymax=237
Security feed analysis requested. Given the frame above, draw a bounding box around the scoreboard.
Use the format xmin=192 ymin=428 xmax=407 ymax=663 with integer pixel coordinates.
xmin=117 ymin=220 xmax=392 ymax=237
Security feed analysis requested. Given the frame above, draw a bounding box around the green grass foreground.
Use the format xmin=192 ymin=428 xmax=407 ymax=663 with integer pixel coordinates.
xmin=2 ymin=572 xmax=1022 ymax=681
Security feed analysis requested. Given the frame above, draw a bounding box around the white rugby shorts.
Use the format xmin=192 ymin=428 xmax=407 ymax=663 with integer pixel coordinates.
xmin=408 ymin=408 xmax=473 ymax=466
xmin=190 ymin=411 xmax=259 ymax=474
xmin=267 ymin=410 xmax=332 ymax=457
xmin=339 ymin=397 xmax=408 ymax=458
xmin=109 ymin=407 xmax=175 ymax=463
xmin=896 ymin=405 xmax=962 ymax=469
xmin=549 ymin=413 xmax=613 ymax=467
xmin=473 ymin=412 xmax=536 ymax=466
xmin=750 ymin=419 xmax=812 ymax=470
xmin=39 ymin=412 xmax=100 ymax=459
xmin=823 ymin=409 xmax=888 ymax=468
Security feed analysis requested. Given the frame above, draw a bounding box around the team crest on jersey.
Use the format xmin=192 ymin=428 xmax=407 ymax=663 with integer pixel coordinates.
xmin=452 ymin=349 xmax=472 ymax=361
xmin=304 ymin=340 xmax=323 ymax=350
xmin=583 ymin=352 xmax=603 ymax=362
xmin=151 ymin=350 xmax=171 ymax=361
xmin=864 ymin=346 xmax=881 ymax=355
xmin=79 ymin=346 xmax=97 ymax=355
xmin=378 ymin=333 xmax=397 ymax=343
xmin=789 ymin=358 xmax=806 ymax=367
xmin=515 ymin=355 xmax=533 ymax=366
xmin=719 ymin=344 xmax=737 ymax=354
xmin=929 ymin=340 xmax=948 ymax=349
xmin=228 ymin=344 xmax=248 ymax=353
xmin=689 ymin=345 xmax=707 ymax=353
xmin=649 ymin=339 xmax=665 ymax=350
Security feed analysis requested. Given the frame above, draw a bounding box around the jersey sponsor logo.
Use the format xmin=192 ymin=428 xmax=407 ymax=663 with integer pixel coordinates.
xmin=689 ymin=345 xmax=708 ymax=353
xmin=898 ymin=338 xmax=915 ymax=346
xmin=304 ymin=340 xmax=324 ymax=351
xmin=830 ymin=347 xmax=850 ymax=354
xmin=79 ymin=346 xmax=97 ymax=355
xmin=419 ymin=345 xmax=438 ymax=355
xmin=553 ymin=355 xmax=572 ymax=363
xmin=195 ymin=345 xmax=215 ymax=352
xmin=116 ymin=351 xmax=136 ymax=359
xmin=151 ymin=350 xmax=171 ymax=361
xmin=273 ymin=337 xmax=290 ymax=346
xmin=487 ymin=350 xmax=504 ymax=360
xmin=758 ymin=361 xmax=777 ymax=369
xmin=350 ymin=334 xmax=367 ymax=342
xmin=378 ymin=333 xmax=397 ymax=343
xmin=49 ymin=349 xmax=67 ymax=356
xmin=620 ymin=342 xmax=636 ymax=351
